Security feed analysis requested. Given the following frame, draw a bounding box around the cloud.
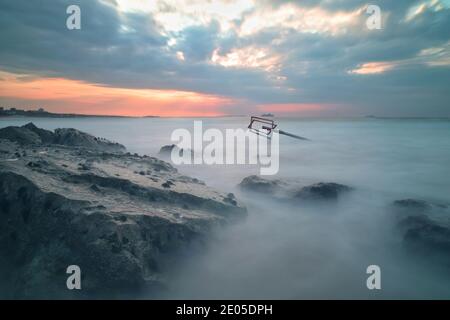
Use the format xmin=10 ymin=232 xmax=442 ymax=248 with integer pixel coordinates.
xmin=0 ymin=0 xmax=449 ymax=116
xmin=211 ymin=46 xmax=281 ymax=72
xmin=349 ymin=62 xmax=395 ymax=74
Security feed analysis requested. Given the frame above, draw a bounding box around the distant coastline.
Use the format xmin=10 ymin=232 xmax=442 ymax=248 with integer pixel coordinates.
xmin=0 ymin=108 xmax=159 ymax=118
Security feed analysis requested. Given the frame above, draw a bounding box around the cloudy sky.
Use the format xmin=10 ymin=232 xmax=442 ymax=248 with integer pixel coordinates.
xmin=0 ymin=0 xmax=449 ymax=117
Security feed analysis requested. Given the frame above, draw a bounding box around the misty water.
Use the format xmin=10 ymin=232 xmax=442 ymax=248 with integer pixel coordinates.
xmin=1 ymin=117 xmax=450 ymax=299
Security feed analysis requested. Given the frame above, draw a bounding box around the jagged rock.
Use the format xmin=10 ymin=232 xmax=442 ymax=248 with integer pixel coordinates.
xmin=0 ymin=123 xmax=125 ymax=153
xmin=0 ymin=125 xmax=42 ymax=145
xmin=53 ymin=128 xmax=125 ymax=152
xmin=22 ymin=122 xmax=55 ymax=143
xmin=0 ymin=124 xmax=246 ymax=298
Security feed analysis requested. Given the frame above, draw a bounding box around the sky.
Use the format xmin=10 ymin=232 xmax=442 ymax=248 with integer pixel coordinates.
xmin=0 ymin=0 xmax=449 ymax=117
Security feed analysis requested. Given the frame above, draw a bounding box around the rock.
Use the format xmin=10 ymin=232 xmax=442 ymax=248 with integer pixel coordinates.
xmin=239 ymin=175 xmax=283 ymax=194
xmin=53 ymin=128 xmax=125 ymax=153
xmin=0 ymin=125 xmax=42 ymax=145
xmin=158 ymin=144 xmax=192 ymax=160
xmin=0 ymin=124 xmax=246 ymax=298
xmin=223 ymin=194 xmax=237 ymax=206
xmin=393 ymin=198 xmax=448 ymax=212
xmin=78 ymin=163 xmax=90 ymax=171
xmin=22 ymin=122 xmax=54 ymax=143
xmin=0 ymin=123 xmax=125 ymax=153
xmin=27 ymin=161 xmax=41 ymax=168
xmin=162 ymin=181 xmax=175 ymax=189
xmin=239 ymin=175 xmax=352 ymax=201
xmin=294 ymin=183 xmax=352 ymax=200
xmin=393 ymin=199 xmax=431 ymax=211
xmin=398 ymin=214 xmax=450 ymax=263
xmin=392 ymin=198 xmax=450 ymax=267
xmin=90 ymin=184 xmax=101 ymax=192
xmin=159 ymin=144 xmax=177 ymax=156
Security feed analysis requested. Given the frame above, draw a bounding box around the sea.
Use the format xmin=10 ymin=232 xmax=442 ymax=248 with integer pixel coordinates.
xmin=1 ymin=116 xmax=450 ymax=299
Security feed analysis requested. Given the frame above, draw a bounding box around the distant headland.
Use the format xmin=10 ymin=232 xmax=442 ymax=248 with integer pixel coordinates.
xmin=0 ymin=107 xmax=159 ymax=118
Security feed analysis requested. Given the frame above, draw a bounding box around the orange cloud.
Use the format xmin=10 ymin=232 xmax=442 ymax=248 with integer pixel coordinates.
xmin=0 ymin=71 xmax=233 ymax=117
xmin=349 ymin=62 xmax=395 ymax=74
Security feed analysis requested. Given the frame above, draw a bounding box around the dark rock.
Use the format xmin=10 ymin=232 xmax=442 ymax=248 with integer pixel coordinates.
xmin=398 ymin=214 xmax=450 ymax=262
xmin=0 ymin=123 xmax=125 ymax=153
xmin=0 ymin=168 xmax=245 ymax=298
xmin=23 ymin=122 xmax=54 ymax=143
xmin=294 ymin=183 xmax=352 ymax=200
xmin=239 ymin=175 xmax=282 ymax=194
xmin=53 ymin=128 xmax=125 ymax=153
xmin=223 ymin=197 xmax=237 ymax=206
xmin=90 ymin=184 xmax=101 ymax=192
xmin=239 ymin=176 xmax=352 ymax=202
xmin=162 ymin=181 xmax=175 ymax=189
xmin=0 ymin=124 xmax=246 ymax=298
xmin=392 ymin=198 xmax=450 ymax=267
xmin=392 ymin=199 xmax=449 ymax=216
xmin=0 ymin=125 xmax=42 ymax=145
xmin=159 ymin=144 xmax=177 ymax=156
xmin=393 ymin=199 xmax=431 ymax=211
xmin=114 ymin=215 xmax=128 ymax=222
xmin=78 ymin=163 xmax=90 ymax=171
xmin=158 ymin=144 xmax=192 ymax=160
xmin=27 ymin=161 xmax=41 ymax=168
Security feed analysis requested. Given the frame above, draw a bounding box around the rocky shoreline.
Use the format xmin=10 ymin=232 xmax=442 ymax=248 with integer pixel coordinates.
xmin=0 ymin=123 xmax=246 ymax=298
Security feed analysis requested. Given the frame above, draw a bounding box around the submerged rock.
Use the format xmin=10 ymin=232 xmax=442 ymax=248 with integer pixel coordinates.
xmin=239 ymin=175 xmax=352 ymax=201
xmin=294 ymin=183 xmax=352 ymax=200
xmin=393 ymin=198 xmax=447 ymax=211
xmin=239 ymin=175 xmax=283 ymax=194
xmin=392 ymin=198 xmax=450 ymax=266
xmin=398 ymin=214 xmax=450 ymax=263
xmin=159 ymin=144 xmax=178 ymax=156
xmin=0 ymin=124 xmax=246 ymax=298
xmin=393 ymin=199 xmax=432 ymax=211
xmin=158 ymin=144 xmax=193 ymax=161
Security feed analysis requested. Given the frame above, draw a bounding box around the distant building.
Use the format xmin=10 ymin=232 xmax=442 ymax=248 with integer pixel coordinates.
xmin=38 ymin=108 xmax=46 ymax=112
xmin=0 ymin=107 xmax=4 ymax=111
